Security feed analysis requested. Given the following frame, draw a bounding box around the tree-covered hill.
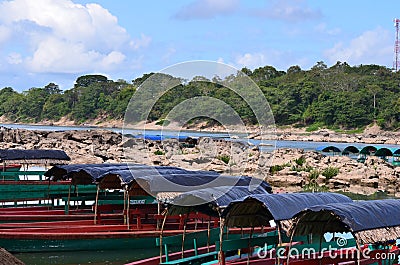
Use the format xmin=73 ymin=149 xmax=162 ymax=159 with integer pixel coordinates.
xmin=1 ymin=61 xmax=400 ymax=130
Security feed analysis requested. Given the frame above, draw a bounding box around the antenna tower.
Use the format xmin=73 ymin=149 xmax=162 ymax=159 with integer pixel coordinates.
xmin=394 ymin=18 xmax=400 ymax=71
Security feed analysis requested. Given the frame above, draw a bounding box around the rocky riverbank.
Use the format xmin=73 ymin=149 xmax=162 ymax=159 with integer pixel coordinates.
xmin=0 ymin=127 xmax=398 ymax=197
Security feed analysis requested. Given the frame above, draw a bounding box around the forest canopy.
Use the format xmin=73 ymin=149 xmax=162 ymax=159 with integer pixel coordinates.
xmin=1 ymin=61 xmax=400 ymax=130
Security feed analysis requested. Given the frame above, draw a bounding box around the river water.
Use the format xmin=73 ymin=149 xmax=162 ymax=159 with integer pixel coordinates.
xmin=2 ymin=123 xmax=399 ymax=152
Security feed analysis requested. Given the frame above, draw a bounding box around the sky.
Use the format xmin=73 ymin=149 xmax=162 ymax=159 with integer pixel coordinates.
xmin=0 ymin=0 xmax=399 ymax=91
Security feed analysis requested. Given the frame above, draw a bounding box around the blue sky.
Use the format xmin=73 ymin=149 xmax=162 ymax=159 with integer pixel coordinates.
xmin=0 ymin=0 xmax=398 ymax=91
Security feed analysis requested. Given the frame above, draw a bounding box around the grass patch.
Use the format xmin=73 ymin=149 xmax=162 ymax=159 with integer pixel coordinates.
xmin=321 ymin=167 xmax=339 ymax=180
xmin=217 ymin=155 xmax=230 ymax=164
xmin=269 ymin=163 xmax=290 ymax=175
xmin=295 ymin=156 xmax=306 ymax=166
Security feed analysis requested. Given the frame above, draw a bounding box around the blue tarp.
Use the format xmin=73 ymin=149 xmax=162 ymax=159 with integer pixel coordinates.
xmin=294 ymin=199 xmax=400 ymax=234
xmin=168 ymin=185 xmax=271 ymax=216
xmin=222 ymin=192 xmax=353 ymax=227
xmin=99 ymin=168 xmax=272 ymax=193
xmin=0 ymin=149 xmax=70 ymax=162
xmin=375 ymin=147 xmax=393 ymax=157
xmin=359 ymin=146 xmax=377 ymax=155
xmin=342 ymin=146 xmax=359 ymax=155
xmin=45 ymin=163 xmax=272 ymax=195
xmin=316 ymin=146 xmax=341 ymax=153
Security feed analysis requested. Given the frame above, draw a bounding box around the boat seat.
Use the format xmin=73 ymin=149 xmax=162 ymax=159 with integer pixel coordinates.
xmin=160 ymin=250 xmax=218 ymax=265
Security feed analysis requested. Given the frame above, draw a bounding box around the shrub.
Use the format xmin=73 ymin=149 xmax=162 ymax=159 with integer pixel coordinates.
xmin=217 ymin=155 xmax=230 ymax=164
xmin=308 ymin=170 xmax=320 ymax=181
xmin=295 ymin=156 xmax=306 ymax=166
xmin=269 ymin=163 xmax=290 ymax=175
xmin=322 ymin=167 xmax=339 ymax=180
xmin=154 ymin=150 xmax=164 ymax=155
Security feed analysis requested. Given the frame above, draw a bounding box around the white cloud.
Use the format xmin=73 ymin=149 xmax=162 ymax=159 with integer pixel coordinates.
xmin=130 ymin=34 xmax=152 ymax=50
xmin=253 ymin=0 xmax=322 ymax=23
xmin=0 ymin=0 xmax=147 ymax=74
xmin=235 ymin=50 xmax=310 ymax=71
xmin=324 ymin=27 xmax=393 ymax=66
xmin=315 ymin=23 xmax=341 ymax=36
xmin=7 ymin=52 xmax=22 ymax=65
xmin=174 ymin=0 xmax=239 ymax=20
xmin=0 ymin=25 xmax=11 ymax=44
xmin=162 ymin=47 xmax=176 ymax=63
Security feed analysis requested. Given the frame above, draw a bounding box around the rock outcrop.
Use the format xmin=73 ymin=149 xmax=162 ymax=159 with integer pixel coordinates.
xmin=0 ymin=126 xmax=398 ymax=197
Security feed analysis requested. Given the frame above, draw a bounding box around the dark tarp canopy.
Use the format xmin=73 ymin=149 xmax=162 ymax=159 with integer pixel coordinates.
xmin=0 ymin=149 xmax=70 ymax=164
xmin=45 ymin=163 xmax=271 ymax=196
xmin=394 ymin=149 xmax=400 ymax=156
xmin=222 ymin=192 xmax=353 ymax=228
xmin=45 ymin=163 xmax=200 ymax=182
xmin=45 ymin=163 xmax=135 ymax=181
xmin=359 ymin=146 xmax=377 ymax=155
xmin=99 ymin=169 xmax=272 ymax=196
xmin=375 ymin=147 xmax=393 ymax=157
xmin=290 ymin=199 xmax=400 ymax=244
xmin=316 ymin=146 xmax=341 ymax=153
xmin=167 ymin=185 xmax=272 ymax=217
xmin=342 ymin=146 xmax=359 ymax=155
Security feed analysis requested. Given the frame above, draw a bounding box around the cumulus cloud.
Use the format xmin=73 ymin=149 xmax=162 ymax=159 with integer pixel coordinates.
xmin=130 ymin=34 xmax=152 ymax=50
xmin=174 ymin=0 xmax=239 ymax=20
xmin=0 ymin=0 xmax=148 ymax=74
xmin=324 ymin=27 xmax=393 ymax=66
xmin=253 ymin=0 xmax=322 ymax=22
xmin=235 ymin=50 xmax=309 ymax=71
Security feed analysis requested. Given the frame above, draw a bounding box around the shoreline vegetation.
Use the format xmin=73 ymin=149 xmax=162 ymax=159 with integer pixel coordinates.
xmin=1 ymin=63 xmax=400 ymax=134
xmin=0 ymin=126 xmax=398 ymax=198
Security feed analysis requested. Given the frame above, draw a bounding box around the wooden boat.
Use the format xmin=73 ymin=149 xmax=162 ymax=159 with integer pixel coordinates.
xmin=0 ymin=163 xmax=273 ymax=256
xmin=132 ymin=192 xmax=354 ymax=265
xmin=0 ymin=164 xmax=22 ymax=172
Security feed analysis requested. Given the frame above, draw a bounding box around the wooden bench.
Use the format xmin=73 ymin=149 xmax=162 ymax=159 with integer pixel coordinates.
xmin=156 ymin=227 xmax=221 ymax=264
xmin=0 ymin=170 xmax=46 ymax=181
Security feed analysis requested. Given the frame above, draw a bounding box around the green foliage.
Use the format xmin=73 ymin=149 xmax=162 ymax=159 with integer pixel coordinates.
xmin=295 ymin=156 xmax=306 ymax=166
xmin=0 ymin=62 xmax=400 ymax=129
xmin=308 ymin=170 xmax=320 ymax=181
xmin=321 ymin=167 xmax=339 ymax=180
xmin=153 ymin=150 xmax=164 ymax=155
xmin=217 ymin=155 xmax=230 ymax=164
xmin=155 ymin=119 xmax=170 ymax=126
xmin=303 ymin=183 xmax=329 ymax=192
xmin=269 ymin=163 xmax=290 ymax=175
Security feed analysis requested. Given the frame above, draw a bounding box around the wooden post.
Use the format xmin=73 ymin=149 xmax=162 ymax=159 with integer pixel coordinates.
xmin=94 ymin=185 xmax=100 ymax=225
xmin=218 ymin=217 xmax=225 ymax=265
xmin=160 ymin=208 xmax=168 ymax=263
xmin=181 ymin=213 xmax=189 ymax=259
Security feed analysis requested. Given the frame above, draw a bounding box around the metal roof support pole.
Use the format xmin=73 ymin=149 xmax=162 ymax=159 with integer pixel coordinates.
xmin=218 ymin=217 xmax=226 ymax=265
xmin=207 ymin=218 xmax=211 ymax=252
xmin=123 ymin=186 xmax=127 ymax=225
xmin=159 ymin=208 xmax=168 ymax=263
xmin=181 ymin=213 xmax=189 ymax=259
xmin=157 ymin=201 xmax=161 ymax=230
xmin=94 ymin=185 xmax=100 ymax=225
xmin=127 ymin=189 xmax=130 ymax=230
xmin=67 ymin=183 xmax=71 ymax=215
